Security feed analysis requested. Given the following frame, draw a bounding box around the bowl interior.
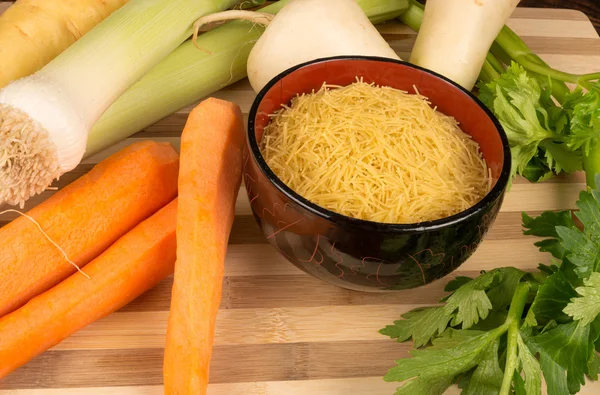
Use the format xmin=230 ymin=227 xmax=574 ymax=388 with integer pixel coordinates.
xmin=250 ymin=57 xmax=507 ymax=190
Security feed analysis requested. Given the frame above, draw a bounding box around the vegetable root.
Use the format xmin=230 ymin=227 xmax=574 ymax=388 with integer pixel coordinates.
xmin=0 ymin=0 xmax=130 ymax=88
xmin=0 ymin=199 xmax=178 ymax=379
xmin=163 ymin=98 xmax=245 ymax=395
xmin=0 ymin=140 xmax=179 ymax=318
xmin=409 ymin=0 xmax=520 ymax=90
xmin=245 ymin=0 xmax=401 ymax=92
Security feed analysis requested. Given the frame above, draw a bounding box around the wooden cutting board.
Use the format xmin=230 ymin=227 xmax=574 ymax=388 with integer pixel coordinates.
xmin=1 ymin=4 xmax=599 ymax=394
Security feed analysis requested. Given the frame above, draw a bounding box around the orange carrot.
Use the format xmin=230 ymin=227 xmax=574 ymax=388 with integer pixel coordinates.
xmin=0 ymin=199 xmax=178 ymax=379
xmin=0 ymin=140 xmax=179 ymax=317
xmin=163 ymin=98 xmax=245 ymax=395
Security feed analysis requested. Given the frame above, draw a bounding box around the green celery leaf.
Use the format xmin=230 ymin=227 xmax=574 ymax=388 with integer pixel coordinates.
xmin=517 ymin=333 xmax=542 ymax=395
xmin=384 ymin=327 xmax=505 ymax=384
xmin=462 ymin=339 xmax=504 ymax=395
xmin=541 ymin=140 xmax=583 ymax=174
xmin=444 ymin=276 xmax=474 ymax=293
xmin=588 ymin=352 xmax=600 ymax=381
xmin=528 ymin=321 xmax=592 ymax=393
xmin=485 ymin=267 xmax=526 ymax=310
xmin=574 ymin=186 xmax=600 ymax=236
xmin=538 ymin=263 xmax=560 ymax=275
xmin=564 ymin=88 xmax=600 ymax=155
xmin=480 ymin=63 xmax=557 ymax=176
xmin=443 ymin=271 xmax=497 ymax=329
xmin=523 ymin=210 xmax=576 ymax=259
xmin=456 ymin=371 xmax=473 ymax=390
xmin=472 ymin=309 xmax=509 ymax=332
xmin=427 ymin=328 xmax=487 ymax=350
xmin=521 ymin=154 xmax=554 ymax=183
xmin=513 ymin=371 xmax=527 ymax=395
xmin=556 ymin=226 xmax=600 ymax=278
xmin=522 ymin=210 xmax=575 ymax=238
xmin=564 ymin=272 xmax=600 ymax=325
xmin=530 ymin=271 xmax=578 ymax=326
xmin=592 ymin=316 xmax=600 ymax=353
xmin=539 ymin=353 xmax=570 ymax=395
xmin=379 ymin=306 xmax=453 ymax=348
xmin=391 ymin=374 xmax=454 ymax=395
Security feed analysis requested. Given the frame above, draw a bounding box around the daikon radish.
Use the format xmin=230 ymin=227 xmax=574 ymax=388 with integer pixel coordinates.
xmin=409 ymin=0 xmax=521 ymax=90
xmin=0 ymin=0 xmax=130 ymax=89
xmin=163 ymin=98 xmax=245 ymax=395
xmin=191 ymin=0 xmax=403 ymax=94
xmin=0 ymin=140 xmax=179 ymax=318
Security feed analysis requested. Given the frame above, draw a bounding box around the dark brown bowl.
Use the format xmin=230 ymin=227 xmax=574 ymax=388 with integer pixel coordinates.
xmin=243 ymin=56 xmax=511 ymax=292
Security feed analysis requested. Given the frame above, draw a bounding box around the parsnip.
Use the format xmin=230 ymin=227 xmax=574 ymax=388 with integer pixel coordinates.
xmin=409 ymin=0 xmax=520 ymax=90
xmin=0 ymin=0 xmax=130 ymax=88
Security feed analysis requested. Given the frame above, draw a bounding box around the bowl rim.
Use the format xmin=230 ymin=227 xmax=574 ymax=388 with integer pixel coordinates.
xmin=247 ymin=55 xmax=512 ymax=233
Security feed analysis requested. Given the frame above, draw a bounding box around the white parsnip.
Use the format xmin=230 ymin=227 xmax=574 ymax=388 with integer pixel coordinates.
xmin=0 ymin=0 xmax=130 ymax=89
xmin=192 ymin=0 xmax=402 ymax=94
xmin=247 ymin=0 xmax=400 ymax=92
xmin=409 ymin=0 xmax=520 ymax=90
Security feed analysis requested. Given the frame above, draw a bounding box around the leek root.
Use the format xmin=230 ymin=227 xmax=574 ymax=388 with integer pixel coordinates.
xmin=0 ymin=0 xmax=241 ymax=207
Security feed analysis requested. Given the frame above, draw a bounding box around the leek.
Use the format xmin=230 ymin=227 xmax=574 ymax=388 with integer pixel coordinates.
xmin=85 ymin=0 xmax=409 ymax=158
xmin=0 ymin=0 xmax=241 ymax=207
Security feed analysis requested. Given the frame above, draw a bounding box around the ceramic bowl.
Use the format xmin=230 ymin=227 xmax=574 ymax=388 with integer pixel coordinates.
xmin=243 ymin=56 xmax=511 ymax=292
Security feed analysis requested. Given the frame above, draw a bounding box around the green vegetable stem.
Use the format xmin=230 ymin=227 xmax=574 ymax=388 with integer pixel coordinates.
xmin=381 ymin=176 xmax=600 ymax=394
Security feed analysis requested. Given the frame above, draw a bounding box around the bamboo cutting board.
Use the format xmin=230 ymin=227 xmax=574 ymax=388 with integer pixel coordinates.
xmin=1 ymin=4 xmax=600 ymax=394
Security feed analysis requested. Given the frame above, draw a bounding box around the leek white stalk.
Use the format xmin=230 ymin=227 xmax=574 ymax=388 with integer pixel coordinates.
xmin=409 ymin=0 xmax=520 ymax=90
xmin=0 ymin=0 xmax=239 ymax=207
xmin=85 ymin=0 xmax=409 ymax=158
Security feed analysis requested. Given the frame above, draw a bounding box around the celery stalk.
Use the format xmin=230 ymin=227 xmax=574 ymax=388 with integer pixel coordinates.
xmin=86 ymin=0 xmax=409 ymax=158
xmin=584 ymin=141 xmax=600 ymax=188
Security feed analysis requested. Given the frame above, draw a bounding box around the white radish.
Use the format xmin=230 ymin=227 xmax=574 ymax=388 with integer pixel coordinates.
xmin=193 ymin=0 xmax=401 ymax=94
xmin=410 ymin=0 xmax=520 ymax=90
xmin=248 ymin=0 xmax=401 ymax=92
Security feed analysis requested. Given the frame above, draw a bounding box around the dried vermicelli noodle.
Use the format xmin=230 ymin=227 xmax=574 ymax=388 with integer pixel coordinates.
xmin=260 ymin=80 xmax=491 ymax=224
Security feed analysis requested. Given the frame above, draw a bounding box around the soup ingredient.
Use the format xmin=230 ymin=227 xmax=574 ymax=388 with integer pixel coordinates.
xmin=191 ymin=0 xmax=403 ymax=94
xmin=0 ymin=199 xmax=177 ymax=379
xmin=381 ymin=175 xmax=600 ymax=395
xmin=409 ymin=0 xmax=520 ymax=90
xmin=0 ymin=0 xmax=130 ymax=89
xmin=399 ymin=0 xmax=600 ymax=188
xmin=0 ymin=140 xmax=179 ymax=318
xmin=0 ymin=0 xmax=240 ymax=208
xmin=163 ymin=98 xmax=245 ymax=395
xmin=261 ymin=80 xmax=490 ymax=224
xmin=246 ymin=0 xmax=401 ymax=92
xmin=85 ymin=0 xmax=409 ymax=159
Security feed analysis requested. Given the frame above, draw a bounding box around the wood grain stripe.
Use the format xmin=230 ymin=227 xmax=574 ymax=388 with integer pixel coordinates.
xmin=0 ymin=378 xmax=400 ymax=395
xmin=52 ymin=304 xmax=420 ymax=350
xmin=5 ymin=379 xmax=600 ymax=395
xmin=0 ymin=341 xmax=409 ymax=389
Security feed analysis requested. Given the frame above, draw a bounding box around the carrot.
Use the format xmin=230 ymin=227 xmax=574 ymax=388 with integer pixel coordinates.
xmin=163 ymin=98 xmax=245 ymax=395
xmin=0 ymin=199 xmax=177 ymax=379
xmin=0 ymin=140 xmax=179 ymax=318
xmin=0 ymin=0 xmax=129 ymax=88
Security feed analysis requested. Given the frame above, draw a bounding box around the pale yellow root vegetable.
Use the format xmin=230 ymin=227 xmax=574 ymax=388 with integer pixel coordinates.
xmin=0 ymin=0 xmax=130 ymax=88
